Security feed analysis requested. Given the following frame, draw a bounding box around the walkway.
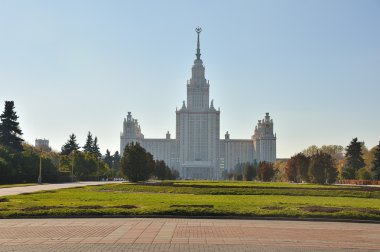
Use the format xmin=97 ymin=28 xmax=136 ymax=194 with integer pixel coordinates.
xmin=0 ymin=181 xmax=122 ymax=197
xmin=0 ymin=218 xmax=379 ymax=251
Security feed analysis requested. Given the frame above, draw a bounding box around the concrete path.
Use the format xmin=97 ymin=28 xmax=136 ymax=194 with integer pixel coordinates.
xmin=0 ymin=218 xmax=379 ymax=251
xmin=0 ymin=181 xmax=122 ymax=197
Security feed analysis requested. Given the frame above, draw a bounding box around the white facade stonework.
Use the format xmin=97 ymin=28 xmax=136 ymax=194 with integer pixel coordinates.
xmin=120 ymin=29 xmax=276 ymax=180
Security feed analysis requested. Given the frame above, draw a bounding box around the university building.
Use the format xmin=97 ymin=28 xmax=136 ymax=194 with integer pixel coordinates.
xmin=120 ymin=28 xmax=276 ymax=180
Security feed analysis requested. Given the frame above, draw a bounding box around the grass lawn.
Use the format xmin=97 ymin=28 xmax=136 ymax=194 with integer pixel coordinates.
xmin=0 ymin=181 xmax=379 ymax=220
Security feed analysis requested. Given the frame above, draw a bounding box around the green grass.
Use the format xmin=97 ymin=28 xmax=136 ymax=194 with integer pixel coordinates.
xmin=0 ymin=181 xmax=379 ymax=220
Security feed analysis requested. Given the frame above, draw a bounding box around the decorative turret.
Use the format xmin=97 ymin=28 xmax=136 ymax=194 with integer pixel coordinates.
xmin=225 ymin=131 xmax=230 ymax=140
xmin=252 ymin=113 xmax=276 ymax=163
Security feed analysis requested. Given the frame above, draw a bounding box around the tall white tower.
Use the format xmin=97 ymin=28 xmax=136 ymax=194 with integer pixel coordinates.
xmin=176 ymin=27 xmax=220 ymax=179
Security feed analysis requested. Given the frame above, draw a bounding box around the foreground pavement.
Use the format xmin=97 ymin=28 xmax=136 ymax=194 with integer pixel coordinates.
xmin=0 ymin=218 xmax=379 ymax=251
xmin=0 ymin=181 xmax=122 ymax=197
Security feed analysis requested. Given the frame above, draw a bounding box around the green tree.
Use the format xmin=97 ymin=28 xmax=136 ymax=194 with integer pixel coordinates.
xmin=308 ymin=152 xmax=337 ymax=184
xmin=371 ymin=142 xmax=380 ymax=180
xmin=71 ymin=151 xmax=101 ymax=180
xmin=121 ymin=142 xmax=154 ymax=182
xmin=257 ymin=161 xmax=275 ymax=182
xmin=83 ymin=132 xmax=93 ymax=153
xmin=91 ymin=137 xmax=101 ymax=159
xmin=61 ymin=134 xmax=80 ymax=155
xmin=0 ymin=145 xmax=15 ymax=183
xmin=302 ymin=145 xmax=319 ymax=157
xmin=0 ymin=101 xmax=24 ymax=152
xmin=357 ymin=167 xmax=371 ymax=180
xmin=154 ymin=160 xmax=171 ymax=180
xmin=343 ymin=138 xmax=365 ymax=179
xmin=104 ymin=149 xmax=113 ymax=168
xmin=243 ymin=163 xmax=257 ymax=181
xmin=113 ymin=151 xmax=121 ymax=175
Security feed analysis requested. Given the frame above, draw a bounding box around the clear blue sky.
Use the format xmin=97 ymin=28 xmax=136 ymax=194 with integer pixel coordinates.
xmin=0 ymin=0 xmax=379 ymax=158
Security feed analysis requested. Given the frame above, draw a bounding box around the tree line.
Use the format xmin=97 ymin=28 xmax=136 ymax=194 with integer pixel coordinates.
xmin=281 ymin=139 xmax=380 ymax=184
xmin=222 ymin=139 xmax=380 ymax=184
xmin=0 ymin=101 xmax=178 ymax=184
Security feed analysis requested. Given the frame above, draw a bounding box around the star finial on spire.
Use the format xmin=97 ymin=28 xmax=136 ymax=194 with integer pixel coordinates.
xmin=195 ymin=26 xmax=202 ymax=60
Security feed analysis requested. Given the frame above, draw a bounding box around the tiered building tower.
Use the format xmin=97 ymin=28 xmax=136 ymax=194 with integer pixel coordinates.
xmin=120 ymin=28 xmax=276 ymax=179
xmin=176 ymin=27 xmax=220 ymax=179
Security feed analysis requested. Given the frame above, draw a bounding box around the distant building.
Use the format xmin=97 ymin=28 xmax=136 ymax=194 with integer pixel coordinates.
xmin=120 ymin=28 xmax=276 ymax=180
xmin=35 ymin=139 xmax=50 ymax=151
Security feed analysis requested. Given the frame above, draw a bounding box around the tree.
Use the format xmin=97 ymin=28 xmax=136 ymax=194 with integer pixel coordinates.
xmin=286 ymin=153 xmax=310 ymax=183
xmin=154 ymin=160 xmax=173 ymax=180
xmin=257 ymin=161 xmax=275 ymax=182
xmin=343 ymin=138 xmax=365 ymax=179
xmin=83 ymin=132 xmax=94 ymax=153
xmin=104 ymin=149 xmax=113 ymax=168
xmin=154 ymin=160 xmax=167 ymax=180
xmin=91 ymin=137 xmax=101 ymax=159
xmin=357 ymin=167 xmax=371 ymax=180
xmin=243 ymin=163 xmax=257 ymax=181
xmin=121 ymin=142 xmax=154 ymax=182
xmin=285 ymin=157 xmax=298 ymax=182
xmin=371 ymin=142 xmax=380 ymax=180
xmin=113 ymin=151 xmax=121 ymax=175
xmin=61 ymin=134 xmax=80 ymax=155
xmin=0 ymin=101 xmax=24 ymax=152
xmin=273 ymin=160 xmax=288 ymax=182
xmin=302 ymin=145 xmax=319 ymax=157
xmin=303 ymin=145 xmax=344 ymax=161
xmin=308 ymin=152 xmax=337 ymax=184
xmin=320 ymin=145 xmax=344 ymax=160
xmin=71 ymin=151 xmax=98 ymax=180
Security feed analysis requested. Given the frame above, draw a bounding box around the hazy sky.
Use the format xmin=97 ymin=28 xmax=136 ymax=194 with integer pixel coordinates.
xmin=0 ymin=0 xmax=379 ymax=158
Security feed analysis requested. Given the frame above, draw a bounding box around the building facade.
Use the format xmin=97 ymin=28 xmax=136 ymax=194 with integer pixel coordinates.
xmin=120 ymin=28 xmax=276 ymax=180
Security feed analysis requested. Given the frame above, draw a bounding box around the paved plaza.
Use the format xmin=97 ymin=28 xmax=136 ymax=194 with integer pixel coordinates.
xmin=0 ymin=218 xmax=379 ymax=251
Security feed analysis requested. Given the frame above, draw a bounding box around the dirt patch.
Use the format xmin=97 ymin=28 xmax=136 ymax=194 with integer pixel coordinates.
xmin=300 ymin=206 xmax=343 ymax=213
xmin=262 ymin=206 xmax=284 ymax=210
xmin=113 ymin=205 xmax=138 ymax=209
xmin=355 ymin=208 xmax=380 ymax=215
xmin=76 ymin=205 xmax=104 ymax=209
xmin=0 ymin=198 xmax=9 ymax=203
xmin=22 ymin=206 xmax=64 ymax=211
xmin=170 ymin=204 xmax=213 ymax=208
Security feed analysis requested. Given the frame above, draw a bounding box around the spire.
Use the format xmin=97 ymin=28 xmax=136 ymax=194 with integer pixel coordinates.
xmin=195 ymin=27 xmax=202 ymax=60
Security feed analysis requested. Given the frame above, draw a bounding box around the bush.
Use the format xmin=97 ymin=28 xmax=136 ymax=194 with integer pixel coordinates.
xmin=357 ymin=168 xmax=372 ymax=180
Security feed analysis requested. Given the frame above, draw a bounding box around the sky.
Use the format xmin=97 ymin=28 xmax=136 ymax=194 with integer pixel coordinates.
xmin=0 ymin=0 xmax=379 ymax=158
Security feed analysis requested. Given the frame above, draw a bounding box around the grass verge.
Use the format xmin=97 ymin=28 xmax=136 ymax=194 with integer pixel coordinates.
xmin=0 ymin=181 xmax=379 ymax=221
